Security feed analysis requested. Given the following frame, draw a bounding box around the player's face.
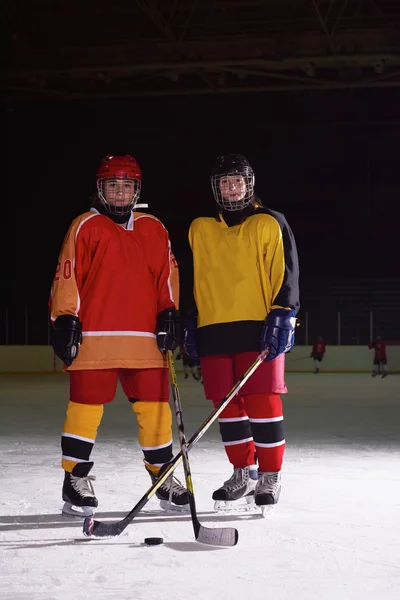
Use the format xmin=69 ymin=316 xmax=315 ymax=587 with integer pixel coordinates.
xmin=219 ymin=175 xmax=247 ymax=202
xmin=103 ymin=178 xmax=135 ymax=206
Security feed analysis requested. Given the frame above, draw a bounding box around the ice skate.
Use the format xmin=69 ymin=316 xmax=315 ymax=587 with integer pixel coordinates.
xmin=146 ymin=465 xmax=189 ymax=512
xmin=382 ymin=371 xmax=388 ymax=378
xmin=62 ymin=462 xmax=98 ymax=517
xmin=255 ymin=471 xmax=281 ymax=517
xmin=212 ymin=467 xmax=258 ymax=512
xmin=371 ymin=372 xmax=377 ymax=378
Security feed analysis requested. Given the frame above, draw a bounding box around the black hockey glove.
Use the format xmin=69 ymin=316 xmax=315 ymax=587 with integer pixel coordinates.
xmin=156 ymin=308 xmax=178 ymax=355
xmin=52 ymin=315 xmax=83 ymax=367
xmin=260 ymin=308 xmax=297 ymax=361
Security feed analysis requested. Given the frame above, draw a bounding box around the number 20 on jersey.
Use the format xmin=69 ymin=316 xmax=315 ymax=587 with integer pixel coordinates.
xmin=54 ymin=259 xmax=72 ymax=282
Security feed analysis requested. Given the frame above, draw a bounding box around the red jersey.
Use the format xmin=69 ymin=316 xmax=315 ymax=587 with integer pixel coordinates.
xmin=312 ymin=341 xmax=326 ymax=355
xmin=368 ymin=340 xmax=386 ymax=360
xmin=49 ymin=209 xmax=179 ymax=370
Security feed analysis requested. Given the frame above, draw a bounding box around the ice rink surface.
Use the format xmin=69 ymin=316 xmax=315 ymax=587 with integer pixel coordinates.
xmin=0 ymin=372 xmax=399 ymax=600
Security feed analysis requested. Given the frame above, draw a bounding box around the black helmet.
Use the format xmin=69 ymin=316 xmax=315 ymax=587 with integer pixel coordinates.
xmin=211 ymin=154 xmax=255 ymax=211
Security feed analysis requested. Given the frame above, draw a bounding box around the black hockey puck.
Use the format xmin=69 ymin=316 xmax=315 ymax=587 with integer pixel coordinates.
xmin=144 ymin=537 xmax=164 ymax=546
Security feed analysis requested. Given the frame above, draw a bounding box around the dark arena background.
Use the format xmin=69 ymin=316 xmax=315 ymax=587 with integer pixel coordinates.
xmin=1 ymin=2 xmax=400 ymax=599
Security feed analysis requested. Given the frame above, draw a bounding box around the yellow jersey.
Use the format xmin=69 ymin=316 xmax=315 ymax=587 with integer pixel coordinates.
xmin=188 ymin=207 xmax=299 ymax=356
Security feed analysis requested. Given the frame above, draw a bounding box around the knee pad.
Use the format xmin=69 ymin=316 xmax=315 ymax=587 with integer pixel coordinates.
xmin=212 ymin=394 xmax=247 ymax=419
xmin=243 ymin=393 xmax=283 ymax=419
xmin=63 ymin=401 xmax=104 ymax=438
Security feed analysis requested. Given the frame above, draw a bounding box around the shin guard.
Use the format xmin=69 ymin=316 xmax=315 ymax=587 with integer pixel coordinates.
xmin=132 ymin=401 xmax=173 ymax=474
xmin=243 ymin=393 xmax=285 ymax=473
xmin=61 ymin=401 xmax=104 ymax=472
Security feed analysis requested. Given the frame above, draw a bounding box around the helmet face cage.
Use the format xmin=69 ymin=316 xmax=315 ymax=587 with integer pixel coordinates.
xmin=211 ymin=169 xmax=255 ymax=211
xmin=97 ymin=176 xmax=141 ymax=216
xmin=210 ymin=154 xmax=255 ymax=211
xmin=96 ymin=155 xmax=142 ymax=216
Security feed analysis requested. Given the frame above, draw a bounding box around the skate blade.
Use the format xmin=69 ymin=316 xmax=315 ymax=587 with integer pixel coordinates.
xmin=258 ymin=504 xmax=276 ymax=518
xmin=62 ymin=502 xmax=96 ymax=518
xmin=159 ymin=499 xmax=190 ymax=513
xmin=214 ymin=496 xmax=257 ymax=513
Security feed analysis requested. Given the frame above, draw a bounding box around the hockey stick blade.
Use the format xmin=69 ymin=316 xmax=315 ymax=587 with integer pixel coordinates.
xmin=83 ymin=516 xmax=124 ymax=538
xmin=83 ymin=348 xmax=268 ymax=538
xmin=182 ymin=490 xmax=238 ymax=547
xmin=168 ymin=352 xmax=238 ymax=547
xmin=196 ymin=524 xmax=239 ymax=547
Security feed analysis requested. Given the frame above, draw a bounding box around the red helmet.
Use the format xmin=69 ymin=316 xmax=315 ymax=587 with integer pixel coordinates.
xmin=96 ymin=154 xmax=141 ymax=180
xmin=96 ymin=154 xmax=142 ymax=217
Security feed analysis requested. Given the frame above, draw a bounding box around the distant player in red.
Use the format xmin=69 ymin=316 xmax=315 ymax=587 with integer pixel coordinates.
xmin=368 ymin=336 xmax=388 ymax=378
xmin=310 ymin=336 xmax=326 ymax=374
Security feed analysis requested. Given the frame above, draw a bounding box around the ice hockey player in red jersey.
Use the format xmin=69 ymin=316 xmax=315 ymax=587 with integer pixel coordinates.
xmin=310 ymin=336 xmax=326 ymax=374
xmin=368 ymin=335 xmax=388 ymax=378
xmin=49 ymin=154 xmax=188 ymax=516
xmin=185 ymin=154 xmax=300 ymax=514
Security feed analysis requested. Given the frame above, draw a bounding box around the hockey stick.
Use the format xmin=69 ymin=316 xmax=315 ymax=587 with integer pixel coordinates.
xmin=167 ymin=350 xmax=238 ymax=547
xmin=82 ymin=347 xmax=268 ymax=538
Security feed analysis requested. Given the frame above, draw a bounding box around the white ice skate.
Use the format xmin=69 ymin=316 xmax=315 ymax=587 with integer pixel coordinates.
xmin=212 ymin=467 xmax=258 ymax=513
xmin=254 ymin=471 xmax=281 ymax=517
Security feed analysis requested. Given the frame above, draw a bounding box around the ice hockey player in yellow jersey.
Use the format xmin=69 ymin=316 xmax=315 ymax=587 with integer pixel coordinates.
xmin=185 ymin=154 xmax=300 ymax=514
